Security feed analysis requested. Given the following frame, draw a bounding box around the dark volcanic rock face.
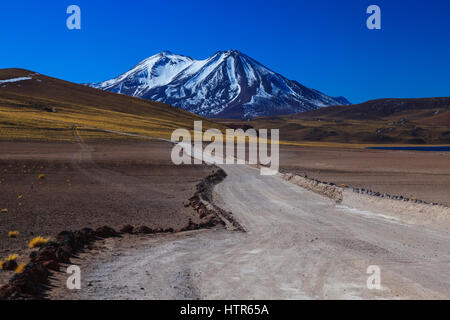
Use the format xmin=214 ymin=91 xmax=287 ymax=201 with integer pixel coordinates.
xmin=88 ymin=50 xmax=350 ymax=119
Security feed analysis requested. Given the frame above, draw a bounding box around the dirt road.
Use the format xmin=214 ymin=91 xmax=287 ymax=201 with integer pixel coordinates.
xmin=57 ymin=159 xmax=450 ymax=299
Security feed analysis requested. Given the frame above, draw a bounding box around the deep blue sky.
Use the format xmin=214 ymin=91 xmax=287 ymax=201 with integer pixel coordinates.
xmin=0 ymin=0 xmax=449 ymax=103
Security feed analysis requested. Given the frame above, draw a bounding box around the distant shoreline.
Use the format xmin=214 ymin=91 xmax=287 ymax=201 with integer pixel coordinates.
xmin=367 ymin=146 xmax=450 ymax=152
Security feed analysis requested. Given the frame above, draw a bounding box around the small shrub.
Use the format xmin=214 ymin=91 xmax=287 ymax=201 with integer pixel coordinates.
xmin=8 ymin=231 xmax=19 ymax=238
xmin=5 ymin=254 xmax=18 ymax=261
xmin=15 ymin=263 xmax=25 ymax=274
xmin=38 ymin=174 xmax=46 ymax=180
xmin=29 ymin=236 xmax=50 ymax=248
xmin=1 ymin=259 xmax=17 ymax=271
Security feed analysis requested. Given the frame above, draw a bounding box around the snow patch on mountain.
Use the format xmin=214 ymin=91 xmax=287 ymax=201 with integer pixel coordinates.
xmin=0 ymin=77 xmax=32 ymax=84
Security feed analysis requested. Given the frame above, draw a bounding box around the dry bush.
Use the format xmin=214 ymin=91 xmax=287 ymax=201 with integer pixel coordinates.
xmin=29 ymin=236 xmax=50 ymax=248
xmin=5 ymin=254 xmax=18 ymax=261
xmin=15 ymin=263 xmax=25 ymax=274
xmin=8 ymin=231 xmax=19 ymax=238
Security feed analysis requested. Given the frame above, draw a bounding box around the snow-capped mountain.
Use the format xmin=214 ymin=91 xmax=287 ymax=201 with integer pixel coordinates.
xmin=88 ymin=50 xmax=350 ymax=119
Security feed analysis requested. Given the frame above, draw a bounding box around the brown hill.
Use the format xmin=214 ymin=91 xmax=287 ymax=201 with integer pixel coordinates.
xmin=296 ymin=98 xmax=450 ymax=126
xmin=0 ymin=68 xmax=224 ymax=141
xmin=218 ymin=98 xmax=450 ymax=145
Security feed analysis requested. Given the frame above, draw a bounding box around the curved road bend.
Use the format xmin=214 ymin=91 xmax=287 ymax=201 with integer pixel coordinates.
xmin=63 ymin=161 xmax=449 ymax=299
xmin=46 ymin=128 xmax=449 ymax=299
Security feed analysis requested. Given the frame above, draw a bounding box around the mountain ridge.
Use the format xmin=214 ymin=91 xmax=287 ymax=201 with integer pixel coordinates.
xmin=88 ymin=50 xmax=350 ymax=119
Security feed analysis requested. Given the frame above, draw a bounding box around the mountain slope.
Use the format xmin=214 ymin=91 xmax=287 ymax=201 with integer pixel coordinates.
xmin=88 ymin=50 xmax=350 ymax=119
xmin=0 ymin=68 xmax=225 ymax=141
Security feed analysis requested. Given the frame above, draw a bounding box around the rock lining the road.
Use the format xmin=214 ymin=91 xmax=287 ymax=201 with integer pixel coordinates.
xmin=283 ymin=173 xmax=344 ymax=202
xmin=189 ymin=168 xmax=245 ymax=232
xmin=282 ymin=172 xmax=450 ymax=226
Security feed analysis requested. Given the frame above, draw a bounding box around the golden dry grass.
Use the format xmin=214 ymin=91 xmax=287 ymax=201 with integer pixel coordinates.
xmin=0 ymin=255 xmax=18 ymax=271
xmin=29 ymin=236 xmax=50 ymax=248
xmin=4 ymin=254 xmax=18 ymax=261
xmin=8 ymin=231 xmax=19 ymax=238
xmin=15 ymin=263 xmax=25 ymax=274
